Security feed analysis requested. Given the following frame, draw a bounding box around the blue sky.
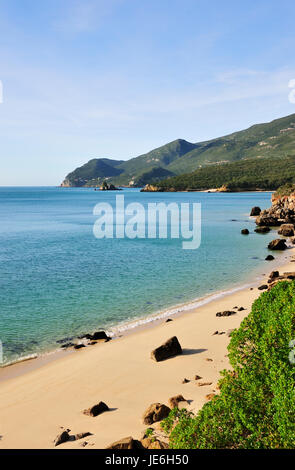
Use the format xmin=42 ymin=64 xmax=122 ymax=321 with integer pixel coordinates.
xmin=0 ymin=0 xmax=295 ymax=185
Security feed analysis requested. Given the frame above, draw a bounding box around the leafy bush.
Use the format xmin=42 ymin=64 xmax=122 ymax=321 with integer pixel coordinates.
xmin=274 ymin=183 xmax=295 ymax=198
xmin=162 ymin=281 xmax=295 ymax=449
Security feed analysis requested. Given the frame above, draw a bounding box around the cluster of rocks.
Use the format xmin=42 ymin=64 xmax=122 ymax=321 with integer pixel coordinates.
xmin=266 ymin=270 xmax=295 ymax=290
xmin=58 ymin=330 xmax=111 ymax=351
xmin=106 ymin=435 xmax=168 ymax=450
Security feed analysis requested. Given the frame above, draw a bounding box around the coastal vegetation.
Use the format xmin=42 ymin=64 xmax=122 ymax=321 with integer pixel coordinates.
xmin=61 ymin=113 xmax=295 ymax=188
xmin=151 ymin=154 xmax=295 ymax=192
xmin=161 ymin=281 xmax=295 ymax=449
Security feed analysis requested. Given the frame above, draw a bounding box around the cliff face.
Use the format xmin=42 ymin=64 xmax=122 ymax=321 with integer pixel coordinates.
xmin=256 ymin=192 xmax=295 ymax=226
xmin=271 ymin=192 xmax=295 ymax=210
xmin=61 ymin=179 xmax=71 ymax=187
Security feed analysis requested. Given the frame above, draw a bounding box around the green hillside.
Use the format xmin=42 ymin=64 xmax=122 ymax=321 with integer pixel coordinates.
xmin=152 ymin=155 xmax=295 ymax=191
xmin=61 ymin=113 xmax=295 ymax=187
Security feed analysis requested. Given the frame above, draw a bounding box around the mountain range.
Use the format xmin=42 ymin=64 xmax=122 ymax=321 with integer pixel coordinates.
xmin=61 ymin=113 xmax=295 ymax=188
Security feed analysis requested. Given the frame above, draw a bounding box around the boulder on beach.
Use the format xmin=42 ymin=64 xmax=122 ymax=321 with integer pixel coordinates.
xmin=278 ymin=224 xmax=295 ymax=237
xmin=250 ymin=207 xmax=261 ymax=216
xmin=74 ymin=344 xmax=86 ymax=350
xmin=265 ymin=255 xmax=275 ymax=260
xmin=54 ymin=430 xmax=92 ymax=447
xmin=142 ymin=403 xmax=171 ymax=425
xmin=83 ymin=401 xmax=109 ymax=417
xmin=151 ymin=336 xmax=182 ymax=362
xmin=106 ymin=436 xmax=143 ymax=450
xmin=54 ymin=430 xmax=70 ymax=447
xmin=241 ymin=229 xmax=249 ymax=235
xmin=168 ymin=395 xmax=187 ymax=409
xmin=255 ymin=226 xmax=271 ymax=234
xmin=269 ymin=271 xmax=279 ymax=281
xmin=268 ymin=239 xmax=287 ymax=250
xmin=258 ymin=285 xmax=268 ymax=290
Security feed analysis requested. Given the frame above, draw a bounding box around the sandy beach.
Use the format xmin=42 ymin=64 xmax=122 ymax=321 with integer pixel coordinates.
xmin=0 ymin=247 xmax=294 ymax=449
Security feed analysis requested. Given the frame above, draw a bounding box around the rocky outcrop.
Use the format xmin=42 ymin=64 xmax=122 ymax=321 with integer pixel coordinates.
xmin=256 ymin=193 xmax=295 ymax=227
xmin=241 ymin=229 xmax=249 ymax=235
xmin=141 ymin=184 xmax=163 ymax=192
xmin=151 ymin=336 xmax=182 ymax=362
xmin=268 ymin=239 xmax=287 ymax=250
xmin=267 ymin=271 xmax=295 ymax=290
xmin=142 ymin=403 xmax=171 ymax=425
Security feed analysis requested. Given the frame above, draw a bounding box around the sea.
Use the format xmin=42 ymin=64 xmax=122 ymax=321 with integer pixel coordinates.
xmin=0 ymin=187 xmax=280 ymax=365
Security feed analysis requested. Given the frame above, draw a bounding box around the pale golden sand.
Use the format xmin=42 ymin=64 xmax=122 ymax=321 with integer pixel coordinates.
xmin=0 ymin=252 xmax=294 ymax=449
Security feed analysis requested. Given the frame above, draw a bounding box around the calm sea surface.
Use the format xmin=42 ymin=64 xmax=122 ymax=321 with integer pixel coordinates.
xmin=0 ymin=187 xmax=278 ymax=364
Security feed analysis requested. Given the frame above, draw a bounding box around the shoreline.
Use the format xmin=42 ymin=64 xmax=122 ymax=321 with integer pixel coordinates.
xmin=0 ymin=246 xmax=294 ymax=448
xmin=0 ymin=240 xmax=290 ymax=380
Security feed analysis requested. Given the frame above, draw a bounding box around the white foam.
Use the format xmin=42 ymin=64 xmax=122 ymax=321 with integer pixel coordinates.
xmin=108 ymin=282 xmax=255 ymax=337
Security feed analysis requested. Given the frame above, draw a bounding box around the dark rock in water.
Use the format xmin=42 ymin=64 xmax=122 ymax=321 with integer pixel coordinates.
xmin=151 ymin=336 xmax=182 ymax=362
xmin=54 ymin=430 xmax=70 ymax=447
xmin=255 ymin=226 xmax=270 ymax=234
xmin=250 ymin=206 xmax=261 ymax=216
xmin=83 ymin=401 xmax=109 ymax=417
xmin=216 ymin=311 xmax=236 ymax=317
xmin=258 ymin=285 xmax=268 ymax=290
xmin=74 ymin=344 xmax=86 ymax=350
xmin=142 ymin=403 xmax=171 ymax=424
xmin=265 ymin=255 xmax=275 ymax=260
xmin=166 ymin=318 xmax=173 ymax=323
xmin=56 ymin=337 xmax=74 ymax=345
xmin=168 ymin=395 xmax=187 ymax=409
xmin=60 ymin=342 xmax=75 ymax=349
xmin=241 ymin=229 xmax=249 ymax=235
xmin=278 ymin=224 xmax=295 ymax=237
xmin=106 ymin=437 xmax=143 ymax=450
xmin=80 ymin=331 xmax=111 ymax=342
xmin=268 ymin=239 xmax=287 ymax=250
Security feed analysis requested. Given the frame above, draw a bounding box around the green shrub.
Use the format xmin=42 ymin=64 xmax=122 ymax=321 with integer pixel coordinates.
xmin=163 ymin=281 xmax=295 ymax=449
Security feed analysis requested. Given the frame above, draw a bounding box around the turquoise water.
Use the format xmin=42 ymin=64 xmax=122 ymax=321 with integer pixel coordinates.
xmin=0 ymin=187 xmax=277 ymax=364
